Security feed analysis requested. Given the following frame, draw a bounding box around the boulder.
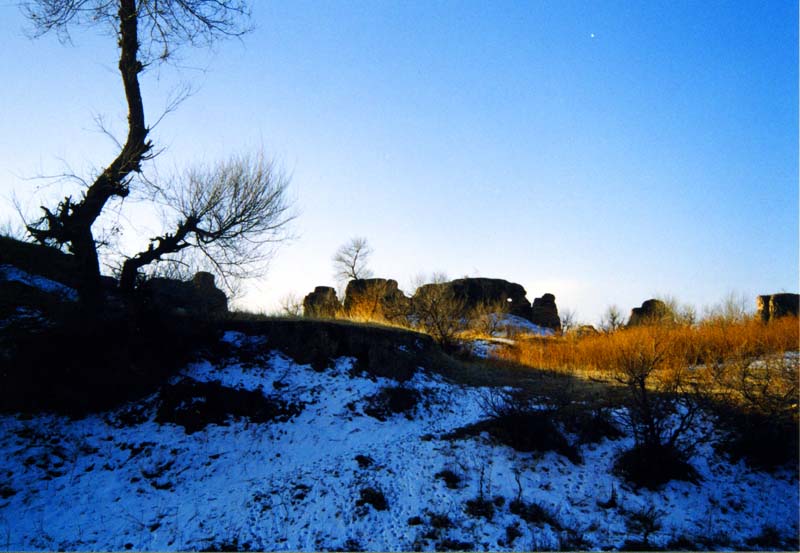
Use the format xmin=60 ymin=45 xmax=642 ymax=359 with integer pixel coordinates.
xmin=627 ymin=299 xmax=671 ymax=326
xmin=344 ymin=278 xmax=409 ymax=321
xmin=757 ymin=293 xmax=799 ymax=322
xmin=303 ymin=286 xmax=341 ymax=318
xmin=140 ymin=272 xmax=228 ymax=318
xmin=530 ymin=293 xmax=561 ymax=331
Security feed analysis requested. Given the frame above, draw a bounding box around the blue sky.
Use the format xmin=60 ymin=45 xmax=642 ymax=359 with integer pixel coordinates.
xmin=0 ymin=1 xmax=797 ymax=322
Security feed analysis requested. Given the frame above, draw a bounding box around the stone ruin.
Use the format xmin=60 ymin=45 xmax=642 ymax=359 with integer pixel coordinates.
xmin=140 ymin=271 xmax=228 ymax=317
xmin=301 ymin=276 xmax=563 ymax=331
xmin=627 ymin=299 xmax=672 ymax=327
xmin=756 ymin=293 xmax=799 ymax=322
xmin=530 ymin=293 xmax=561 ymax=332
xmin=302 ymin=286 xmax=342 ymax=319
xmin=343 ymin=278 xmax=409 ymax=321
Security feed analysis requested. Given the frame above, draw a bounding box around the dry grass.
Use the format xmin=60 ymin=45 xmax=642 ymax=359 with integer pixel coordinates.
xmin=498 ymin=317 xmax=797 ymax=378
xmin=495 ymin=316 xmax=799 ymax=434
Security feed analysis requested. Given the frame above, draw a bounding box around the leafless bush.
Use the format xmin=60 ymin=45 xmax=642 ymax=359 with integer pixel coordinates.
xmin=409 ymin=273 xmax=467 ymax=350
xmin=469 ymin=299 xmax=510 ymax=336
xmin=278 ymin=293 xmax=303 ymax=318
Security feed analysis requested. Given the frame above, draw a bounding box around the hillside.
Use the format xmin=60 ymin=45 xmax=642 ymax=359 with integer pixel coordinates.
xmin=0 ymin=244 xmax=798 ymax=551
xmin=0 ymin=328 xmax=797 ymax=551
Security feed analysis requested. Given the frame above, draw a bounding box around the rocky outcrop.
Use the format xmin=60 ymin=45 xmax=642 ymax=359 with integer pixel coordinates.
xmin=445 ymin=278 xmax=533 ymax=320
xmin=627 ymin=299 xmax=671 ymax=326
xmin=757 ymin=293 xmax=799 ymax=322
xmin=344 ymin=278 xmax=409 ymax=321
xmin=530 ymin=293 xmax=561 ymax=331
xmin=140 ymin=272 xmax=228 ymax=318
xmin=303 ymin=286 xmax=342 ymax=319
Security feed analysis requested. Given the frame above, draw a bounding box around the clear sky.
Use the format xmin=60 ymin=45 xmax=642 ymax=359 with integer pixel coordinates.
xmin=1 ymin=1 xmax=797 ymax=323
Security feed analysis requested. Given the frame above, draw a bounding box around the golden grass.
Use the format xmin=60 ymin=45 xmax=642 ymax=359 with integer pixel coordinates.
xmin=498 ymin=316 xmax=798 ymax=375
xmin=495 ymin=316 xmax=799 ymax=415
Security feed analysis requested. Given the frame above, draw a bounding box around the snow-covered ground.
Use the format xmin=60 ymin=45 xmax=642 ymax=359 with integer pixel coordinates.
xmin=496 ymin=314 xmax=555 ymax=337
xmin=0 ymin=332 xmax=796 ymax=551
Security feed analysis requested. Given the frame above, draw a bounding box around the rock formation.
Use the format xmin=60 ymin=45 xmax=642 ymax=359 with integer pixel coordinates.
xmin=445 ymin=278 xmax=533 ymax=320
xmin=303 ymin=286 xmax=342 ymax=319
xmin=627 ymin=299 xmax=671 ymax=326
xmin=530 ymin=293 xmax=561 ymax=331
xmin=141 ymin=271 xmax=228 ymax=317
xmin=344 ymin=278 xmax=410 ymax=321
xmin=757 ymin=293 xmax=799 ymax=322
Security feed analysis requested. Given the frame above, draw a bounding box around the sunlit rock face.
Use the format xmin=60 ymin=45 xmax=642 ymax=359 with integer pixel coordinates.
xmin=530 ymin=293 xmax=561 ymax=331
xmin=757 ymin=293 xmax=799 ymax=322
xmin=303 ymin=286 xmax=342 ymax=318
xmin=343 ymin=278 xmax=410 ymax=321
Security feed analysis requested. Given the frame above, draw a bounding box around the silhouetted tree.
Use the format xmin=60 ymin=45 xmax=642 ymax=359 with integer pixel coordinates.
xmin=21 ymin=0 xmax=260 ymax=306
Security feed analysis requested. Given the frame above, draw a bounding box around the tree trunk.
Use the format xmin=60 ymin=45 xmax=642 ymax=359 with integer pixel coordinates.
xmin=72 ymin=226 xmax=102 ymax=308
xmin=27 ymin=0 xmax=150 ymax=305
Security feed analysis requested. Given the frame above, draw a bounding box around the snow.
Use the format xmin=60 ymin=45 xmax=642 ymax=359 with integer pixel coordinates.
xmin=0 ymin=332 xmax=796 ymax=551
xmin=496 ymin=314 xmax=555 ymax=337
xmin=0 ymin=264 xmax=78 ymax=301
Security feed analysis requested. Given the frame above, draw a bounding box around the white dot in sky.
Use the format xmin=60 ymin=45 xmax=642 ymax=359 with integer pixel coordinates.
xmin=590 ymin=33 xmax=596 ymax=39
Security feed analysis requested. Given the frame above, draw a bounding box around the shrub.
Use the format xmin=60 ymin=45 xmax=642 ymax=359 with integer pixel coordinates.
xmin=428 ymin=513 xmax=453 ymax=529
xmin=561 ymin=406 xmax=623 ymax=444
xmin=155 ymin=378 xmax=302 ymax=434
xmin=615 ymin=443 xmax=699 ymax=489
xmin=622 ymin=505 xmax=665 ymax=550
xmin=464 ymin=497 xmax=494 ymax=521
xmin=409 ymin=274 xmax=468 ymax=350
xmin=356 ymin=487 xmax=388 ymax=511
xmin=468 ymin=299 xmax=510 ymax=337
xmin=509 ymin=499 xmax=559 ymax=527
xmin=363 ymin=385 xmax=421 ymax=421
xmin=479 ymin=388 xmax=580 ymax=462
xmin=434 ymin=469 xmax=462 ymax=489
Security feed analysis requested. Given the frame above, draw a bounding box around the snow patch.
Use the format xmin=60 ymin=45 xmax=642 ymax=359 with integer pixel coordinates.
xmin=0 ymin=264 xmax=78 ymax=301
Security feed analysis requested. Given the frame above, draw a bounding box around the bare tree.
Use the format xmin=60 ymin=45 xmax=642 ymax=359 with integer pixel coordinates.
xmin=20 ymin=0 xmax=254 ymax=306
xmin=278 ymin=292 xmax=303 ymax=318
xmin=599 ymin=305 xmax=624 ymax=333
xmin=560 ymin=308 xmax=578 ymax=335
xmin=333 ymin=237 xmax=373 ymax=283
xmin=118 ymin=154 xmax=293 ymax=292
